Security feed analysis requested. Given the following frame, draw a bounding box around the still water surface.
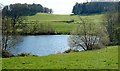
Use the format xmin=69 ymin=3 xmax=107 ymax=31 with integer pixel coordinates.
xmin=10 ymin=35 xmax=70 ymax=56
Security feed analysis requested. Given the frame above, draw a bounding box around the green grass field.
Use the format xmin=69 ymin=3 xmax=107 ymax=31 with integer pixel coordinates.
xmin=23 ymin=13 xmax=103 ymax=34
xmin=26 ymin=13 xmax=103 ymax=22
xmin=2 ymin=46 xmax=118 ymax=69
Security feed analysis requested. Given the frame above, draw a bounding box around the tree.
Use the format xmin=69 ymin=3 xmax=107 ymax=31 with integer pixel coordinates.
xmin=43 ymin=7 xmax=50 ymax=13
xmin=49 ymin=9 xmax=53 ymax=14
xmin=105 ymin=11 xmax=118 ymax=44
xmin=72 ymin=2 xmax=80 ymax=15
xmin=104 ymin=2 xmax=120 ymax=45
xmin=116 ymin=2 xmax=120 ymax=45
xmin=0 ymin=7 xmax=23 ymax=57
xmin=68 ymin=16 xmax=109 ymax=51
xmin=1 ymin=17 xmax=22 ymax=51
xmin=1 ymin=16 xmax=23 ymax=58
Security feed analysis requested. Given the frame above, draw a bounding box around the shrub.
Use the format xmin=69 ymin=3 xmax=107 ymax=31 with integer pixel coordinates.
xmin=2 ymin=50 xmax=13 ymax=58
xmin=66 ymin=19 xmax=74 ymax=23
xmin=63 ymin=49 xmax=79 ymax=53
xmin=17 ymin=53 xmax=32 ymax=57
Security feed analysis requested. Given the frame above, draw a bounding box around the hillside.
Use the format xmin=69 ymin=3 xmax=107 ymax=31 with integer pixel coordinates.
xmin=26 ymin=13 xmax=103 ymax=22
xmin=24 ymin=13 xmax=103 ymax=34
xmin=2 ymin=46 xmax=118 ymax=69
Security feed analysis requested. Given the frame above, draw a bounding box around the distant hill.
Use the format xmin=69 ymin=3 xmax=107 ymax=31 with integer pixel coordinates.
xmin=25 ymin=13 xmax=103 ymax=34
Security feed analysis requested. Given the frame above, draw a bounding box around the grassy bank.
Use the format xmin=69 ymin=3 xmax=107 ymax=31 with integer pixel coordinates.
xmin=2 ymin=46 xmax=118 ymax=69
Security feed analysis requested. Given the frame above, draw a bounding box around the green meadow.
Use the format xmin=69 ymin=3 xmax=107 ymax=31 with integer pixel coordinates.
xmin=2 ymin=46 xmax=118 ymax=69
xmin=26 ymin=13 xmax=103 ymax=22
xmin=23 ymin=13 xmax=103 ymax=34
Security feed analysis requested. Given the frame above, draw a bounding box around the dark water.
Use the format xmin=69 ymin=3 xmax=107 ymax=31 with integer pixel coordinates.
xmin=9 ymin=35 xmax=70 ymax=56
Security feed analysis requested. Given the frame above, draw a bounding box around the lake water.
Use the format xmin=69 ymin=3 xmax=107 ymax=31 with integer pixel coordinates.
xmin=9 ymin=35 xmax=71 ymax=56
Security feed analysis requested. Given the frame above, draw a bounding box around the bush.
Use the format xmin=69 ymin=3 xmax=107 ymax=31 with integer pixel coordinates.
xmin=22 ymin=22 xmax=54 ymax=35
xmin=63 ymin=49 xmax=79 ymax=53
xmin=66 ymin=19 xmax=74 ymax=23
xmin=17 ymin=53 xmax=32 ymax=57
xmin=90 ymin=44 xmax=102 ymax=50
xmin=2 ymin=50 xmax=13 ymax=58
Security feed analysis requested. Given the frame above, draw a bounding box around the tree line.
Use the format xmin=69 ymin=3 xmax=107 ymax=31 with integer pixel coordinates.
xmin=72 ymin=2 xmax=118 ymax=15
xmin=2 ymin=3 xmax=53 ymax=17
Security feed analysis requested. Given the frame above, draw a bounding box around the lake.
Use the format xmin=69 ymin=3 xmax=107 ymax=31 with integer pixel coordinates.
xmin=9 ymin=35 xmax=71 ymax=56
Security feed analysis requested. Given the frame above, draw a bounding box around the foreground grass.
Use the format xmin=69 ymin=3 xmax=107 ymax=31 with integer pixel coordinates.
xmin=2 ymin=46 xmax=118 ymax=69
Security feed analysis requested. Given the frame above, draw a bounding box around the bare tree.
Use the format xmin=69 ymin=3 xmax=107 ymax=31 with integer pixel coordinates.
xmin=105 ymin=11 xmax=118 ymax=43
xmin=104 ymin=5 xmax=120 ymax=45
xmin=1 ymin=17 xmax=22 ymax=51
xmin=68 ymin=16 xmax=109 ymax=51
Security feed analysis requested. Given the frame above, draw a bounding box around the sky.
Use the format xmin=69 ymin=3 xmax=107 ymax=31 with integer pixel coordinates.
xmin=0 ymin=0 xmax=91 ymax=14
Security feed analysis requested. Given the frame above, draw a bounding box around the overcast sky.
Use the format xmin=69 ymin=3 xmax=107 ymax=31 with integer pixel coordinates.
xmin=0 ymin=0 xmax=91 ymax=14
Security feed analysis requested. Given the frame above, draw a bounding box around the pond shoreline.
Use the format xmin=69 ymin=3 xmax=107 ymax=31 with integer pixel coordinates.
xmin=15 ymin=32 xmax=71 ymax=35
